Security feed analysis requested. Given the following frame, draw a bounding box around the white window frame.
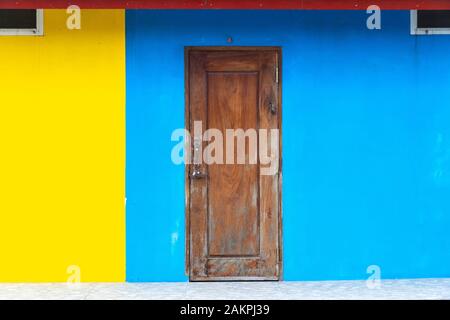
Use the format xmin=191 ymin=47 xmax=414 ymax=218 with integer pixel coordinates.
xmin=0 ymin=9 xmax=44 ymax=36
xmin=411 ymin=10 xmax=450 ymax=35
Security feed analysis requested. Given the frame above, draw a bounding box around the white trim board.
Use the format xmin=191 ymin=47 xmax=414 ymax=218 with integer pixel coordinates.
xmin=0 ymin=9 xmax=44 ymax=36
xmin=411 ymin=10 xmax=450 ymax=35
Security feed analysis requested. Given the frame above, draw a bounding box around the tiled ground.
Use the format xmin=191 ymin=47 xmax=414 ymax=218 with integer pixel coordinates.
xmin=0 ymin=279 xmax=449 ymax=300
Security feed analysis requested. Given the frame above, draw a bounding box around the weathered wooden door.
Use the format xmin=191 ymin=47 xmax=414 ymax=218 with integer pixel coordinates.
xmin=186 ymin=48 xmax=282 ymax=281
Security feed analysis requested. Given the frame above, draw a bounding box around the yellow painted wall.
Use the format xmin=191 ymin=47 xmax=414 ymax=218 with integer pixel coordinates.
xmin=0 ymin=10 xmax=125 ymax=282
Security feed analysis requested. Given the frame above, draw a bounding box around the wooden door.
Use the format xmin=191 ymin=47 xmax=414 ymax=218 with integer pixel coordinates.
xmin=186 ymin=48 xmax=282 ymax=281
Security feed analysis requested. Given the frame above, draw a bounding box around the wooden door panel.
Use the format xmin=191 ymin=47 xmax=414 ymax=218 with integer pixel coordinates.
xmin=187 ymin=48 xmax=281 ymax=281
xmin=204 ymin=52 xmax=260 ymax=71
xmin=207 ymin=72 xmax=260 ymax=257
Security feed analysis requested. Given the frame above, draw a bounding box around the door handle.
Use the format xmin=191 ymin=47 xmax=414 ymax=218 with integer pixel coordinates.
xmin=191 ymin=136 xmax=207 ymax=179
xmin=190 ymin=165 xmax=207 ymax=179
xmin=190 ymin=171 xmax=208 ymax=179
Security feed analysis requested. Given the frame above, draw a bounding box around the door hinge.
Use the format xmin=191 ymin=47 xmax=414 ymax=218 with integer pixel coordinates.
xmin=275 ymin=66 xmax=279 ymax=84
xmin=275 ymin=53 xmax=279 ymax=84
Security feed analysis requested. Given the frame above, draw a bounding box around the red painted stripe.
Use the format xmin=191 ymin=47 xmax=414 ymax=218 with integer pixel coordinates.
xmin=0 ymin=0 xmax=449 ymax=10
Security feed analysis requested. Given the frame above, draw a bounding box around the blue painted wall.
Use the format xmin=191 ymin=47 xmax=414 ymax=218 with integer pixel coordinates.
xmin=126 ymin=10 xmax=450 ymax=282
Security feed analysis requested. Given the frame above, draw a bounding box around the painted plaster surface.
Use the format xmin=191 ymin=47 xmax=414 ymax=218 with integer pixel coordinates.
xmin=126 ymin=10 xmax=450 ymax=282
xmin=0 ymin=10 xmax=125 ymax=282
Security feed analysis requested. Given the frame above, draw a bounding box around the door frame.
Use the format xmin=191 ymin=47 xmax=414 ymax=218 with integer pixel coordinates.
xmin=184 ymin=46 xmax=283 ymax=280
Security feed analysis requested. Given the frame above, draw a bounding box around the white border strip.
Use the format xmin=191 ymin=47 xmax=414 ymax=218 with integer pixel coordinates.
xmin=411 ymin=10 xmax=450 ymax=35
xmin=0 ymin=9 xmax=44 ymax=36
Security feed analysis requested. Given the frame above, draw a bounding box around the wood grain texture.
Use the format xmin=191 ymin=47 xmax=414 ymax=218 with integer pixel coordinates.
xmin=207 ymin=72 xmax=260 ymax=257
xmin=187 ymin=48 xmax=282 ymax=281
